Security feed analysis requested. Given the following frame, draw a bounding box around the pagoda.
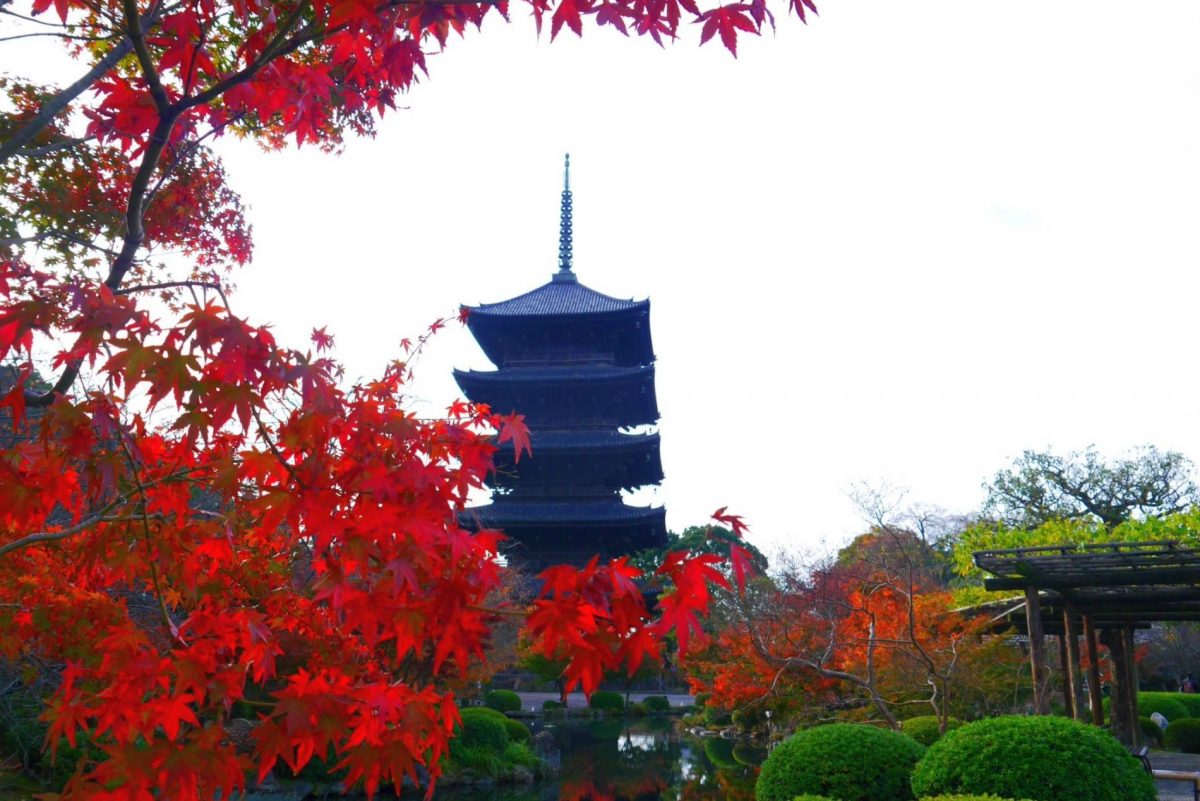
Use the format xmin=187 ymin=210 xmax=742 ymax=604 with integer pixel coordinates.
xmin=455 ymin=156 xmax=667 ymax=572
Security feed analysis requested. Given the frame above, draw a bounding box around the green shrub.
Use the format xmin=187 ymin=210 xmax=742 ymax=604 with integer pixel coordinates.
xmin=902 ymin=716 xmax=963 ymax=747
xmin=910 ymin=715 xmax=1155 ymax=801
xmin=704 ymin=705 xmax=732 ymax=726
xmin=792 ymin=796 xmax=836 ymax=801
xmin=628 ymin=702 xmax=649 ymax=717
xmin=1173 ymin=693 xmax=1200 ymax=717
xmin=589 ymin=690 xmax=624 ymax=712
xmin=457 ymin=708 xmax=509 ymax=751
xmin=695 ymin=692 xmax=712 ymax=708
xmin=1140 ymin=715 xmax=1164 ymax=747
xmin=643 ymin=695 xmax=671 ymax=712
xmin=484 ymin=689 xmax=522 ymax=714
xmin=542 ymin=699 xmax=564 ymax=711
xmin=755 ymin=723 xmax=925 ymax=801
xmin=1165 ymin=718 xmax=1200 ymax=753
xmin=501 ymin=716 xmax=531 ymax=743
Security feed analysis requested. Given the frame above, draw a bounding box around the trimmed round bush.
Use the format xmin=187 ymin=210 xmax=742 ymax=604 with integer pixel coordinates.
xmin=589 ymin=690 xmax=624 ymax=712
xmin=484 ymin=689 xmax=521 ymax=713
xmin=457 ymin=708 xmax=509 ymax=751
xmin=910 ymin=715 xmax=1155 ymax=801
xmin=792 ymin=796 xmax=836 ymax=801
xmin=643 ymin=695 xmax=671 ymax=712
xmin=542 ymin=699 xmax=563 ymax=711
xmin=1165 ymin=717 xmax=1200 ymax=753
xmin=902 ymin=716 xmax=963 ymax=747
xmin=755 ymin=723 xmax=925 ymax=801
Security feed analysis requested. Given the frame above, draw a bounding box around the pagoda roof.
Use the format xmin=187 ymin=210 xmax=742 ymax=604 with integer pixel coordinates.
xmin=455 ymin=364 xmax=653 ymax=385
xmin=506 ymin=430 xmax=660 ymax=451
xmin=463 ymin=499 xmax=665 ymax=526
xmin=466 ymin=278 xmax=648 ymax=318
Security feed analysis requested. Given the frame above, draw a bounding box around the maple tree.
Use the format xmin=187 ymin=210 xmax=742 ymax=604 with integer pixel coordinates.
xmin=0 ymin=0 xmax=805 ymax=793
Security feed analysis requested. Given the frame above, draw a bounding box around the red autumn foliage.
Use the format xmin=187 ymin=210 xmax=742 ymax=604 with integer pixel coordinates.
xmin=0 ymin=0 xmax=824 ymax=794
xmin=0 ymin=257 xmax=755 ymax=800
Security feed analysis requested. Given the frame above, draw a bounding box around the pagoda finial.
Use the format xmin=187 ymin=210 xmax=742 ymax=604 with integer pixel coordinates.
xmin=554 ymin=153 xmax=576 ymax=282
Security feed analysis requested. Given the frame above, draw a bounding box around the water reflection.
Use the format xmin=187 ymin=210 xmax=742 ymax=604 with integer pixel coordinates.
xmin=420 ymin=720 xmax=761 ymax=801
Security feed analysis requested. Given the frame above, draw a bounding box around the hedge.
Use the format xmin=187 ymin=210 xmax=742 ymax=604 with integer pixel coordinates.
xmin=910 ymin=715 xmax=1155 ymax=801
xmin=1104 ymin=692 xmax=1189 ymax=725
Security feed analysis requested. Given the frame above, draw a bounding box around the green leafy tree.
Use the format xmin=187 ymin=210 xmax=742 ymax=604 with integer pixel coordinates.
xmin=984 ymin=446 xmax=1197 ymax=531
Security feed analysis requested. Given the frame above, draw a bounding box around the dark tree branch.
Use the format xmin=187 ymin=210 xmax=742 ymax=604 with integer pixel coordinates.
xmin=0 ymin=38 xmax=133 ymax=166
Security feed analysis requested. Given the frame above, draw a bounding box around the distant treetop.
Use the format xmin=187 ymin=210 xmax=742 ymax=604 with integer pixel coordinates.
xmin=983 ymin=446 xmax=1197 ymax=531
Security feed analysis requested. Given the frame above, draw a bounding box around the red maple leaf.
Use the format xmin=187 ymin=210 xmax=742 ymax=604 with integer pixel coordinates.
xmin=496 ymin=412 xmax=532 ymax=463
xmin=311 ymin=326 xmax=335 ymax=352
xmin=697 ymin=4 xmax=759 ymax=56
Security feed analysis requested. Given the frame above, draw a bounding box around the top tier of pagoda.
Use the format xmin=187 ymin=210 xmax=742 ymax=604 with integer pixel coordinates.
xmin=454 ymin=155 xmax=667 ymax=570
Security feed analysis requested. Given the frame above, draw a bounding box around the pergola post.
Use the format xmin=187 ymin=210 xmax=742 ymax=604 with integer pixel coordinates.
xmin=1057 ymin=635 xmax=1074 ymax=718
xmin=1083 ymin=613 xmax=1104 ymax=726
xmin=1103 ymin=627 xmax=1136 ymax=746
xmin=1062 ymin=603 xmax=1086 ymax=721
xmin=1024 ymin=586 xmax=1050 ymax=714
xmin=1122 ymin=625 xmax=1141 ymax=747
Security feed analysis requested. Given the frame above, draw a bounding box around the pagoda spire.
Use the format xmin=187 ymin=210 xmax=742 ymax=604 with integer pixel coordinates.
xmin=554 ymin=153 xmax=576 ymax=283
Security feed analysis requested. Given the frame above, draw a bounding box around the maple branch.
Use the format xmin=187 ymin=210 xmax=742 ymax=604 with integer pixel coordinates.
xmin=0 ymin=461 xmax=202 ymax=559
xmin=0 ymin=38 xmax=133 ymax=167
xmin=124 ymin=0 xmax=171 ymax=112
xmin=13 ymin=136 xmax=94 ymax=158
xmin=27 ymin=109 xmax=179 ymax=408
xmin=115 ymin=279 xmax=221 ymax=296
xmin=0 ymin=30 xmax=111 ymax=41
xmin=0 ymin=513 xmax=136 ymax=559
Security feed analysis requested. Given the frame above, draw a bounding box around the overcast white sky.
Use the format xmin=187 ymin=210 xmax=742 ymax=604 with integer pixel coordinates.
xmin=10 ymin=0 xmax=1200 ymax=557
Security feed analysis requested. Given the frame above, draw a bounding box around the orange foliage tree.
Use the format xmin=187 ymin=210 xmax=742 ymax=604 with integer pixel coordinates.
xmin=687 ymin=530 xmax=990 ymax=732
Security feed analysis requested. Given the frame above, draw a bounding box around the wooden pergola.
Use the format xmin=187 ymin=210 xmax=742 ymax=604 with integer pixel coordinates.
xmin=973 ymin=540 xmax=1200 ymax=746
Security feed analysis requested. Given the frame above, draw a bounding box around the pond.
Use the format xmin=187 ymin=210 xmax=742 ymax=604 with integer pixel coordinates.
xmin=419 ymin=719 xmax=764 ymax=801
